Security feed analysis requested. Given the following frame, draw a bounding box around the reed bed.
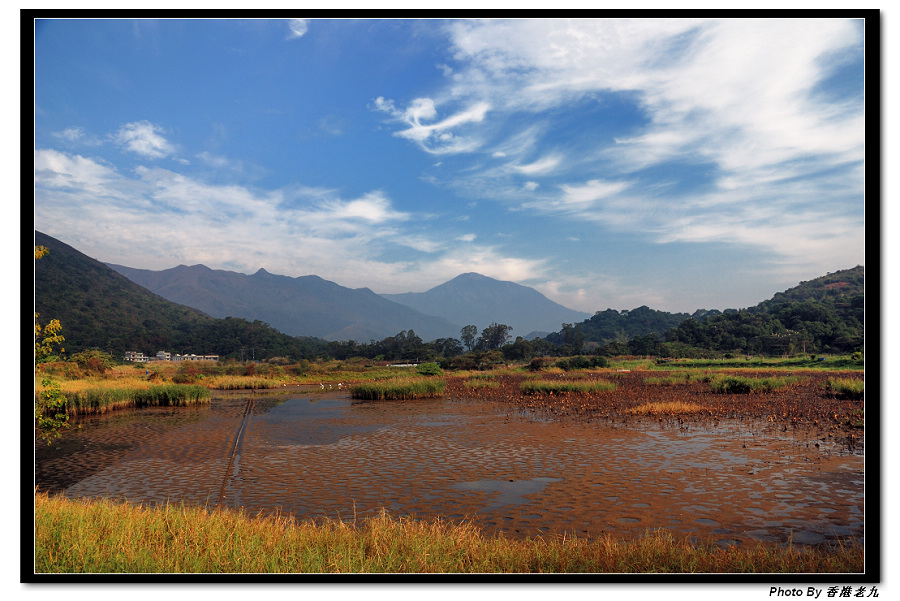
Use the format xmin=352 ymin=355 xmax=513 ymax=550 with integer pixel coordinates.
xmin=349 ymin=377 xmax=446 ymax=401
xmin=520 ymin=379 xmax=617 ymax=395
xmin=52 ymin=384 xmax=210 ymax=416
xmin=827 ymin=377 xmax=864 ymax=400
xmin=204 ymin=375 xmax=286 ymax=390
xmin=708 ymin=375 xmax=800 ymax=394
xmin=33 ymin=492 xmax=863 ymax=574
xmin=464 ymin=379 xmax=500 ymax=389
xmin=627 ymin=401 xmax=705 ymax=415
xmin=47 ymin=376 xmax=154 ymax=394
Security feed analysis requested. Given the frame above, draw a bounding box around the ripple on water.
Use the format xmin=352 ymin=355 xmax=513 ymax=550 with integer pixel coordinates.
xmin=35 ymin=394 xmax=865 ymax=547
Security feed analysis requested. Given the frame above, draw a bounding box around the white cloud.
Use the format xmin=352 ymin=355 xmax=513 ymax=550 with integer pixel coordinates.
xmin=112 ymin=121 xmax=176 ymax=159
xmin=559 ymin=179 xmax=630 ymax=207
xmin=317 ymin=191 xmax=409 ymax=224
xmin=511 ymin=155 xmax=561 ymax=175
xmin=51 ymin=127 xmax=85 ymax=142
xmin=440 ymin=18 xmax=863 ymax=173
xmin=287 ymin=19 xmax=308 ymax=39
xmin=34 ymin=149 xmax=118 ymax=195
xmin=374 ymin=96 xmax=490 ymax=154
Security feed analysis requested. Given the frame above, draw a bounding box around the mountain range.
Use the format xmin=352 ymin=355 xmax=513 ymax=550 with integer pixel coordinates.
xmin=106 ymin=263 xmax=461 ymax=342
xmin=105 ymin=261 xmax=589 ymax=342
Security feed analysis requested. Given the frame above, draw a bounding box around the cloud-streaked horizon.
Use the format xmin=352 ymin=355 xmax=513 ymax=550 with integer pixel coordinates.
xmin=34 ymin=18 xmax=866 ymax=315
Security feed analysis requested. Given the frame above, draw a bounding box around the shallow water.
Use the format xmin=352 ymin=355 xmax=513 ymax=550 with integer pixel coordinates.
xmin=34 ymin=391 xmax=864 ymax=547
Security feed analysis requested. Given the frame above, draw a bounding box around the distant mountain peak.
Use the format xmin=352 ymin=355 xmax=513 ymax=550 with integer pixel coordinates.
xmin=382 ymin=273 xmax=591 ymax=335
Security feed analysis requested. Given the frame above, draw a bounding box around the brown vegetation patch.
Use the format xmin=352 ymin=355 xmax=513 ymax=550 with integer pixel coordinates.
xmin=627 ymin=401 xmax=704 ymax=415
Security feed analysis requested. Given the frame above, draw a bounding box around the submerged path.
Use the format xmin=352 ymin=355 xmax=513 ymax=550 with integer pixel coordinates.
xmin=35 ymin=391 xmax=864 ymax=548
xmin=218 ymin=397 xmax=255 ymax=506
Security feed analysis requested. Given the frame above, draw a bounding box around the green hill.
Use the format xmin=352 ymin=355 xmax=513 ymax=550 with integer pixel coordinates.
xmin=33 ymin=231 xmax=326 ymax=360
xmin=541 ymin=266 xmax=864 ymax=357
xmin=659 ymin=266 xmax=864 ymax=356
xmin=543 ymin=305 xmax=692 ymax=350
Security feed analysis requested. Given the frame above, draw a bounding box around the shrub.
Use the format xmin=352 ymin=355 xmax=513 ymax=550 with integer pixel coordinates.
xmin=416 ymin=362 xmax=444 ymax=376
xmin=555 ymin=356 xmax=609 ymax=371
xmin=70 ymin=350 xmax=115 ymax=374
xmin=528 ymin=357 xmax=549 ymax=371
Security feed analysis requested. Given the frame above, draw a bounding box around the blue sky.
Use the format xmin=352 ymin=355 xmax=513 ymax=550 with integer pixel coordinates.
xmin=33 ymin=17 xmax=867 ymax=314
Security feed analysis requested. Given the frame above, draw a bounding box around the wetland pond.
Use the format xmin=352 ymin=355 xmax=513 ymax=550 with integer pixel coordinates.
xmin=34 ymin=388 xmax=864 ymax=548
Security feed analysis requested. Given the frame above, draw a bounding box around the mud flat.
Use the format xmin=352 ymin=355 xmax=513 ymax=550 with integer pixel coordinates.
xmin=34 ymin=389 xmax=864 ymax=548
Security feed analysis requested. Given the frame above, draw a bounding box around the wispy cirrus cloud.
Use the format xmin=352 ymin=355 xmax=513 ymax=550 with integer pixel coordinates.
xmin=111 ymin=121 xmax=177 ymax=159
xmin=373 ymin=96 xmax=490 ymax=154
xmin=381 ymin=18 xmax=864 ymax=281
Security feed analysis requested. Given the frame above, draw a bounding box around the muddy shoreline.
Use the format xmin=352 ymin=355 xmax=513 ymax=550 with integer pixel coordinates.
xmin=34 ymin=375 xmax=864 ymax=549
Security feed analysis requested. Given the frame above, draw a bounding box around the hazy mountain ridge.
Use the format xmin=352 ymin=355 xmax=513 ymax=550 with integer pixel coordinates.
xmin=106 ymin=263 xmax=462 ymax=342
xmin=382 ymin=272 xmax=592 ymax=338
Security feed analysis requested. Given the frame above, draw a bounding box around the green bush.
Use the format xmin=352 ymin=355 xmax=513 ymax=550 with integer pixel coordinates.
xmin=70 ymin=350 xmax=116 ymax=374
xmin=416 ymin=362 xmax=443 ymax=376
xmin=555 ymin=356 xmax=609 ymax=371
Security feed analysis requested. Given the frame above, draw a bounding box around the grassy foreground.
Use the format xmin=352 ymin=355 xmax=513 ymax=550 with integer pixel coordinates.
xmin=33 ymin=493 xmax=862 ymax=574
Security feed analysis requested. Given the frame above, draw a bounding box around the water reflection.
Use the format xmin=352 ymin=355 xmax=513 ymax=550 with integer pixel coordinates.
xmin=34 ymin=392 xmax=864 ymax=547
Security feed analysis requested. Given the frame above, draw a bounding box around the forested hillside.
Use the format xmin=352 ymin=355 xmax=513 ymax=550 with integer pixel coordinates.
xmin=665 ymin=266 xmax=865 ymax=356
xmin=539 ymin=266 xmax=864 ymax=358
xmin=34 ymin=232 xmax=328 ymax=360
xmin=544 ymin=306 xmax=693 ymax=352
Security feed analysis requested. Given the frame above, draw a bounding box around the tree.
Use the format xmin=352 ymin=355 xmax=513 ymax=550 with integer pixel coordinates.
xmin=477 ymin=323 xmax=512 ymax=351
xmin=503 ymin=336 xmax=534 ymax=361
xmin=460 ymin=325 xmax=478 ymax=352
xmin=34 ymin=245 xmax=69 ymax=443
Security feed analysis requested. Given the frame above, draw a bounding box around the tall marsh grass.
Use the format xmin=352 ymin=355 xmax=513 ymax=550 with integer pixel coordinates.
xmin=204 ymin=375 xmax=286 ymax=390
xmin=708 ymin=375 xmax=800 ymax=394
xmin=349 ymin=377 xmax=446 ymax=401
xmin=827 ymin=377 xmax=864 ymax=400
xmin=33 ymin=492 xmax=864 ymax=573
xmin=520 ymin=379 xmax=617 ymax=394
xmin=51 ymin=384 xmax=210 ymax=415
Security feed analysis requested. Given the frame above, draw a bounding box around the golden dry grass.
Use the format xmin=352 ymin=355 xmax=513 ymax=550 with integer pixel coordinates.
xmin=627 ymin=401 xmax=705 ymax=415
